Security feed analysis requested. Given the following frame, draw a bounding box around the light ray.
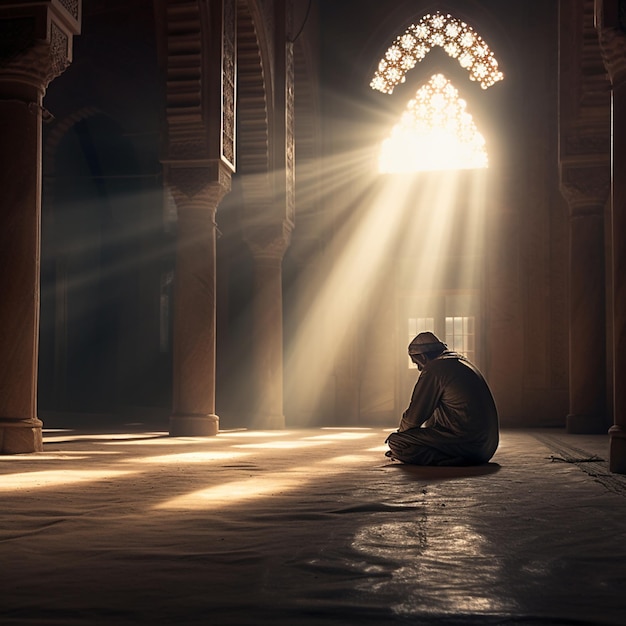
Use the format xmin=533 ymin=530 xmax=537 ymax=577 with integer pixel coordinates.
xmin=284 ymin=176 xmax=417 ymax=422
xmin=303 ymin=432 xmax=377 ymax=441
xmin=126 ymin=451 xmax=250 ymax=464
xmin=379 ymin=75 xmax=488 ymax=174
xmin=286 ymin=142 xmax=493 ymax=425
xmin=454 ymin=171 xmax=489 ymax=289
xmin=0 ymin=469 xmax=135 ymax=491
xmin=155 ymin=475 xmax=303 ymax=508
xmin=232 ymin=440 xmax=328 ymax=450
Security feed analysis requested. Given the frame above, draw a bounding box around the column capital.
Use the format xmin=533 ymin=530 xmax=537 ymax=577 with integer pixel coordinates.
xmin=559 ymin=162 xmax=610 ymax=215
xmin=559 ymin=1 xmax=611 ymax=216
xmin=244 ymin=224 xmax=292 ymax=262
xmin=597 ymin=27 xmax=626 ymax=85
xmin=0 ymin=1 xmax=81 ymax=94
xmin=164 ymin=160 xmax=232 ymax=208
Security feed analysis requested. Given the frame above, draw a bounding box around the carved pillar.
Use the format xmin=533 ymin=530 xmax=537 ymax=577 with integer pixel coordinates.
xmin=160 ymin=0 xmax=235 ymax=436
xmin=167 ymin=165 xmax=230 ymax=436
xmin=596 ymin=0 xmax=626 ymax=472
xmin=559 ymin=0 xmax=611 ymax=433
xmin=273 ymin=0 xmax=296 ymax=231
xmin=245 ymin=234 xmax=290 ymax=429
xmin=236 ymin=0 xmax=294 ymax=429
xmin=0 ymin=1 xmax=80 ymax=453
xmin=562 ymin=195 xmax=609 ymax=433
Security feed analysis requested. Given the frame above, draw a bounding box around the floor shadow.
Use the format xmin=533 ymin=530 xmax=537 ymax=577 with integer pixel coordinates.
xmin=385 ymin=462 xmax=501 ymax=481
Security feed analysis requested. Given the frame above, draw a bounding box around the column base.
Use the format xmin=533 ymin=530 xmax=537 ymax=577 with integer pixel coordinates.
xmin=169 ymin=414 xmax=219 ymax=437
xmin=566 ymin=413 xmax=609 ymax=434
xmin=609 ymin=425 xmax=626 ymax=474
xmin=0 ymin=418 xmax=43 ymax=454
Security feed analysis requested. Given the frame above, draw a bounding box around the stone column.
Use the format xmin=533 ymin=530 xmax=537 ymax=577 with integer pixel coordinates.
xmin=167 ymin=166 xmax=230 ymax=437
xmin=244 ymin=235 xmax=290 ymax=429
xmin=609 ymin=74 xmax=626 ymax=474
xmin=610 ymin=75 xmax=626 ymax=471
xmin=596 ymin=0 xmax=626 ymax=472
xmin=0 ymin=1 xmax=80 ymax=453
xmin=563 ymin=200 xmax=608 ymax=433
xmin=559 ymin=0 xmax=611 ymax=434
xmin=160 ymin=0 xmax=235 ymax=436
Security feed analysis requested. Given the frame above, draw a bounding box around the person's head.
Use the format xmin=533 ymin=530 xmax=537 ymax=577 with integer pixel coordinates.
xmin=408 ymin=332 xmax=447 ymax=370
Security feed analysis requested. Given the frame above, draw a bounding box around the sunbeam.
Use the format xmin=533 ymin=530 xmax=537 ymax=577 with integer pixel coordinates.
xmin=284 ymin=171 xmax=414 ymax=422
xmin=285 ymin=138 xmax=493 ymax=424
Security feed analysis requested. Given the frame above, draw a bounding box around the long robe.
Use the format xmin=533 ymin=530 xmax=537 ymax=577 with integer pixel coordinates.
xmin=386 ymin=351 xmax=499 ymax=465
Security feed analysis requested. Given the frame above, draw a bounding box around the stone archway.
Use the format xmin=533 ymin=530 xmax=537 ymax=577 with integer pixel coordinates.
xmin=231 ymin=0 xmax=293 ymax=429
xmin=237 ymin=0 xmax=272 ymax=184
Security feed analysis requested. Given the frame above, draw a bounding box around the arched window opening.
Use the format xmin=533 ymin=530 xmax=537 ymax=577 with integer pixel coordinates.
xmin=370 ymin=12 xmax=503 ymax=94
xmin=378 ymin=73 xmax=487 ymax=173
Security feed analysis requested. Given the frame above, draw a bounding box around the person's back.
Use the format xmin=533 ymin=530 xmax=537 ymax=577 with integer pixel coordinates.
xmin=421 ymin=352 xmax=499 ymax=457
xmin=386 ymin=332 xmax=499 ymax=466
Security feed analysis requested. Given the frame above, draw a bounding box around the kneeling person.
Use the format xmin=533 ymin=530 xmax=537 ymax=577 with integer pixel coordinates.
xmin=386 ymin=332 xmax=499 ymax=466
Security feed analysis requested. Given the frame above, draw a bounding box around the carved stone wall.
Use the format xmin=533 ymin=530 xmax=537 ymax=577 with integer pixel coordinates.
xmin=162 ymin=0 xmax=235 ymax=174
xmin=222 ymin=0 xmax=236 ymax=167
xmin=0 ymin=12 xmax=74 ymax=93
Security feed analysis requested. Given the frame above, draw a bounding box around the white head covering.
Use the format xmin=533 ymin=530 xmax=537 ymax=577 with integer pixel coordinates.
xmin=408 ymin=331 xmax=447 ymax=356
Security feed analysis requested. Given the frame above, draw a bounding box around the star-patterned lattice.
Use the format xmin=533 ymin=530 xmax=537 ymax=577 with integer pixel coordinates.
xmin=371 ymin=12 xmax=503 ymax=94
xmin=378 ymin=74 xmax=488 ymax=173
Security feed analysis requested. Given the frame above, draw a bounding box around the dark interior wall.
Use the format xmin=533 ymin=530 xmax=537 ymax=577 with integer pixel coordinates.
xmin=40 ymin=1 xmax=172 ymax=419
xmin=513 ymin=1 xmax=569 ymax=424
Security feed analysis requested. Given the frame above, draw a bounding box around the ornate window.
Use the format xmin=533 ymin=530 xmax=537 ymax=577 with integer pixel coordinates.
xmin=407 ymin=316 xmax=476 ymax=368
xmin=372 ymin=13 xmax=501 ymax=173
xmin=378 ymin=73 xmax=487 ymax=173
xmin=405 ymin=294 xmax=479 ymax=369
xmin=445 ymin=315 xmax=476 ymax=362
xmin=370 ymin=12 xmax=503 ymax=94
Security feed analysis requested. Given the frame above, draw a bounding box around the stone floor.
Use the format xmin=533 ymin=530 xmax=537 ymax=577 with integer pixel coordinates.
xmin=1 ymin=426 xmax=625 ymax=625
